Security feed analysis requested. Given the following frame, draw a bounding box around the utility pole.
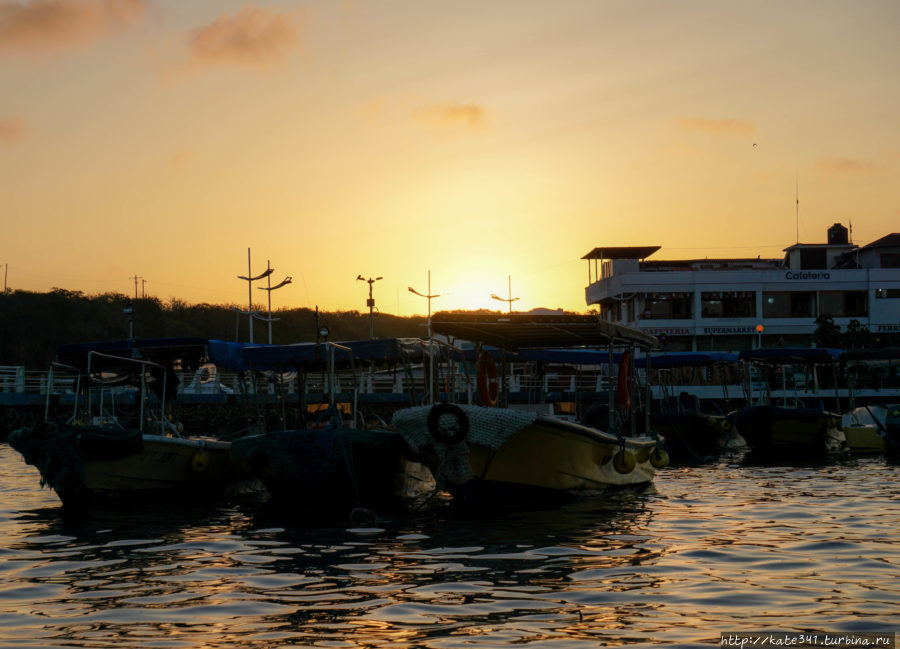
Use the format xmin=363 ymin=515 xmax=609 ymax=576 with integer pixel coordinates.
xmin=131 ymin=274 xmax=142 ymax=300
xmin=257 ymin=259 xmax=292 ymax=344
xmin=236 ymin=248 xmax=273 ymax=344
xmin=357 ymin=275 xmax=383 ymax=339
xmin=491 ymin=275 xmax=519 ymax=313
xmin=409 ymin=271 xmax=440 ymax=404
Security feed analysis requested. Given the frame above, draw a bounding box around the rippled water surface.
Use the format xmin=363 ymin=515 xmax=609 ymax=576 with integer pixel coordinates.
xmin=1 ymin=442 xmax=898 ymax=648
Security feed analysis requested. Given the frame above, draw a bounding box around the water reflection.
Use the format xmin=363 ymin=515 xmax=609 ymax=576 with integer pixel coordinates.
xmin=2 ymin=444 xmax=899 ymax=647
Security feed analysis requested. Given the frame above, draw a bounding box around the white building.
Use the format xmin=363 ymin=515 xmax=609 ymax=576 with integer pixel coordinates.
xmin=584 ymin=223 xmax=900 ymax=351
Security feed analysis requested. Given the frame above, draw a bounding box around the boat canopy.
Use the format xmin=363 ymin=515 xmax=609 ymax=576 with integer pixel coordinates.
xmin=208 ymin=337 xmax=447 ymax=372
xmin=430 ymin=313 xmax=659 ymax=351
xmin=839 ymin=348 xmax=900 ymax=362
xmin=56 ymin=337 xmax=208 ymax=372
xmin=634 ymin=351 xmax=739 ymax=369
xmin=737 ymin=347 xmax=843 ymax=364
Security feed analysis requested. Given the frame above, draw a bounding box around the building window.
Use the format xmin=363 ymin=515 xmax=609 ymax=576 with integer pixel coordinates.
xmin=642 ymin=293 xmax=692 ymax=319
xmin=880 ymin=253 xmax=900 ymax=269
xmin=602 ymin=301 xmax=621 ymax=321
xmin=800 ymin=248 xmax=827 ymax=269
xmin=819 ymin=291 xmax=867 ymax=317
xmin=876 ymin=288 xmax=900 ymax=299
xmin=701 ymin=291 xmax=756 ymax=318
xmin=763 ymin=291 xmax=817 ymax=318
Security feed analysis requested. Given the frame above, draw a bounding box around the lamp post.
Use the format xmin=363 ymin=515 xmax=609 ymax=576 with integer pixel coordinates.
xmin=491 ymin=275 xmax=519 ymax=313
xmin=357 ymin=275 xmax=383 ymax=339
xmin=257 ymin=259 xmax=292 ymax=344
xmin=123 ymin=301 xmax=134 ymax=340
xmin=409 ymin=271 xmax=440 ymax=404
xmin=756 ymin=324 xmax=764 ymax=349
xmin=236 ymin=248 xmax=273 ymax=344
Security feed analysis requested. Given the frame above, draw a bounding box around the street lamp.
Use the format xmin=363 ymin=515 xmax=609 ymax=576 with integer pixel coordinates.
xmin=491 ymin=275 xmax=519 ymax=313
xmin=357 ymin=275 xmax=383 ymax=339
xmin=409 ymin=271 xmax=440 ymax=404
xmin=123 ymin=301 xmax=134 ymax=340
xmin=236 ymin=247 xmax=273 ymax=344
xmin=257 ymin=259 xmax=292 ymax=343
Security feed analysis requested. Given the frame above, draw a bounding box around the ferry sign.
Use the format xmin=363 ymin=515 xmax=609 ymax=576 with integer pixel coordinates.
xmin=877 ymin=324 xmax=900 ymax=332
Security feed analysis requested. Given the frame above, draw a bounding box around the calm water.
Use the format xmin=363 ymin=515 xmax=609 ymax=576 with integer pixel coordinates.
xmin=1 ymin=442 xmax=898 ymax=648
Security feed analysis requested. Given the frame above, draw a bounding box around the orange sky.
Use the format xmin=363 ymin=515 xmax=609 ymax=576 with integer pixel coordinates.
xmin=2 ymin=0 xmax=899 ymax=316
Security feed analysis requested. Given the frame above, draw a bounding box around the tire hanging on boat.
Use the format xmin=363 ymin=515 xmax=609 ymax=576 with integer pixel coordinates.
xmin=426 ymin=403 xmax=469 ymax=446
xmin=476 ymin=350 xmax=499 ymax=408
xmin=191 ymin=450 xmax=210 ymax=472
xmin=613 ymin=448 xmax=636 ymax=474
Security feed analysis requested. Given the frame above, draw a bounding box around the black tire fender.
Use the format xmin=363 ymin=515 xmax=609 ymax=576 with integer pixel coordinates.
xmin=426 ymin=403 xmax=470 ymax=445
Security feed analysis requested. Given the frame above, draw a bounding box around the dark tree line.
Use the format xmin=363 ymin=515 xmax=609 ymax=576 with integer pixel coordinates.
xmin=0 ymin=289 xmax=428 ymax=368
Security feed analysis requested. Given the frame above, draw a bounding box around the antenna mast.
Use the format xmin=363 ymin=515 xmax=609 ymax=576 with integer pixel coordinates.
xmin=795 ymin=172 xmax=799 ymax=244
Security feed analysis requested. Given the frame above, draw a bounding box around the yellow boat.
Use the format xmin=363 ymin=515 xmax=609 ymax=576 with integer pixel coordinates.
xmin=393 ymin=404 xmax=665 ymax=503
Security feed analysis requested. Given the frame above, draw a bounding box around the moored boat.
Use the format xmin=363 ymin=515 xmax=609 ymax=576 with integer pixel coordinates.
xmin=636 ymin=352 xmax=747 ymax=464
xmin=9 ymin=422 xmax=236 ymax=507
xmin=728 ymin=347 xmax=848 ymax=461
xmin=8 ymin=340 xmax=248 ymax=508
xmin=391 ymin=313 xmax=668 ymax=505
xmin=393 ymin=403 xmax=664 ymax=503
xmin=209 ymin=339 xmax=440 ymax=513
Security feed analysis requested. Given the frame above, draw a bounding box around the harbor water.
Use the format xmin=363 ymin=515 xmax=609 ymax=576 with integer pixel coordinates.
xmin=0 ymin=442 xmax=897 ymax=648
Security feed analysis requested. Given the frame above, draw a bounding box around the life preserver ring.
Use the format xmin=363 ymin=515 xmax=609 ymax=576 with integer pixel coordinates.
xmin=426 ymin=403 xmax=469 ymax=445
xmin=476 ymin=350 xmax=499 ymax=408
xmin=616 ymin=349 xmax=632 ymax=411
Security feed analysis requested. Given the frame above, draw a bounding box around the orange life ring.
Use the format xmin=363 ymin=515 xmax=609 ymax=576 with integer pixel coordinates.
xmin=616 ymin=349 xmax=632 ymax=411
xmin=476 ymin=350 xmax=499 ymax=407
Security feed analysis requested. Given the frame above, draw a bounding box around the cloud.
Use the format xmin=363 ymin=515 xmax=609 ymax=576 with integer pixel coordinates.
xmin=0 ymin=0 xmax=146 ymax=56
xmin=676 ymin=117 xmax=756 ymax=137
xmin=415 ymin=102 xmax=486 ymax=129
xmin=0 ymin=115 xmax=24 ymax=143
xmin=185 ymin=6 xmax=300 ymax=68
xmin=816 ymin=157 xmax=876 ymax=174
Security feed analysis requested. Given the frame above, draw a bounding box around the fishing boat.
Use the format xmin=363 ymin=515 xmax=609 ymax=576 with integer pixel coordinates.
xmin=8 ymin=339 xmax=248 ymax=508
xmin=726 ymin=347 xmax=848 ymax=461
xmin=840 ymin=348 xmax=900 ymax=456
xmin=636 ymin=352 xmax=747 ymax=464
xmin=210 ymin=338 xmax=440 ymax=513
xmin=391 ymin=313 xmax=668 ymax=505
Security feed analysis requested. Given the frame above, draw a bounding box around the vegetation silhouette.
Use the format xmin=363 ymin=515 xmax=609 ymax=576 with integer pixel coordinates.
xmin=0 ymin=289 xmax=429 ymax=369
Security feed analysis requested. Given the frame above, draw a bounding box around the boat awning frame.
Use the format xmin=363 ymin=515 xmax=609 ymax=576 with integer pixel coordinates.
xmin=430 ymin=312 xmax=659 ymax=350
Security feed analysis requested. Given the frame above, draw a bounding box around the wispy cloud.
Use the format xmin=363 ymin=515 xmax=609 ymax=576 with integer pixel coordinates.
xmin=676 ymin=117 xmax=756 ymax=137
xmin=185 ymin=7 xmax=300 ymax=68
xmin=0 ymin=0 xmax=146 ymax=56
xmin=0 ymin=115 xmax=24 ymax=143
xmin=816 ymin=157 xmax=876 ymax=174
xmin=415 ymin=102 xmax=486 ymax=129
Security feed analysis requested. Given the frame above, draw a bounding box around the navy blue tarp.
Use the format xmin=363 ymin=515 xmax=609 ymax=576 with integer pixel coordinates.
xmin=634 ymin=352 xmax=739 ymax=369
xmin=207 ymin=338 xmax=447 ymax=372
xmin=737 ymin=347 xmax=843 ymax=364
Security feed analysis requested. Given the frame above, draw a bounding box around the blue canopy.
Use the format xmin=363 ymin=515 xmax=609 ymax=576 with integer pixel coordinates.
xmin=208 ymin=338 xmax=445 ymax=372
xmin=737 ymin=347 xmax=843 ymax=364
xmin=634 ymin=351 xmax=739 ymax=369
xmin=56 ymin=337 xmax=209 ymax=371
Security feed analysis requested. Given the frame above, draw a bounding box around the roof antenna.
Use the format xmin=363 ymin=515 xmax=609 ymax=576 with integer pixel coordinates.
xmin=795 ymin=171 xmax=799 ymax=244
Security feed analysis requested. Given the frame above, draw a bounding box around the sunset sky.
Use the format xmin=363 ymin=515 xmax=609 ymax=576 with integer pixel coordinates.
xmin=2 ymin=0 xmax=899 ymax=316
